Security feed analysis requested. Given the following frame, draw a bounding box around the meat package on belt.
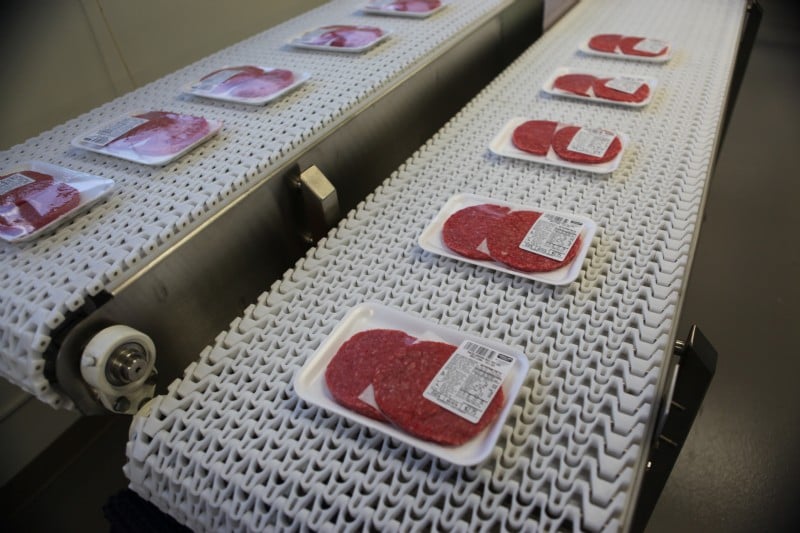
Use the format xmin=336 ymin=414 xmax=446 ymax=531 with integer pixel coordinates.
xmin=0 ymin=170 xmax=80 ymax=239
xmin=511 ymin=120 xmax=622 ymax=164
xmin=551 ymin=73 xmax=650 ymax=104
xmin=199 ymin=66 xmax=294 ymax=99
xmin=370 ymin=0 xmax=441 ymax=12
xmin=105 ymin=111 xmax=211 ymax=157
xmin=300 ymin=25 xmax=384 ymax=48
xmin=440 ymin=203 xmax=583 ymax=273
xmin=587 ymin=33 xmax=668 ymax=57
xmin=324 ymin=330 xmax=506 ymax=445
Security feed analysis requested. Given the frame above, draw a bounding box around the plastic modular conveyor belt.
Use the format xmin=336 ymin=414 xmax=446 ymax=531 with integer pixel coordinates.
xmin=124 ymin=0 xmax=747 ymax=531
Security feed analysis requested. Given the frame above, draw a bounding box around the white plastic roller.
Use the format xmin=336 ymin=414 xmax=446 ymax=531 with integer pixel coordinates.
xmin=80 ymin=325 xmax=157 ymax=414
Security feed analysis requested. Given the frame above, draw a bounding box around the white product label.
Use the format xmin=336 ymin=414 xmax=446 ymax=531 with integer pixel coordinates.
xmin=604 ymin=77 xmax=645 ymax=94
xmin=192 ymin=69 xmax=241 ymax=92
xmin=519 ymin=213 xmax=583 ymax=261
xmin=423 ymin=340 xmax=515 ymax=423
xmin=633 ymin=39 xmax=667 ymax=55
xmin=566 ymin=128 xmax=616 ymax=158
xmin=0 ymin=173 xmax=36 ymax=196
xmin=81 ymin=116 xmax=149 ymax=148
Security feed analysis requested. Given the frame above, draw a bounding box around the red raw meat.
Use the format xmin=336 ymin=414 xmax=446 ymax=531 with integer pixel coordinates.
xmin=552 ymin=125 xmax=622 ymax=164
xmin=553 ymin=73 xmax=597 ymax=96
xmin=588 ymin=34 xmax=623 ymax=53
xmin=0 ymin=170 xmax=80 ymax=238
xmin=204 ymin=66 xmax=294 ymax=99
xmin=511 ymin=120 xmax=559 ymax=156
xmin=304 ymin=25 xmax=384 ymax=48
xmin=373 ymin=341 xmax=505 ymax=446
xmin=381 ymin=0 xmax=441 ymax=12
xmin=486 ymin=210 xmax=582 ymax=272
xmin=325 ymin=329 xmax=416 ymax=421
xmin=442 ymin=204 xmax=511 ymax=260
xmin=106 ymin=111 xmax=211 ymax=158
xmin=619 ymin=36 xmax=668 ymax=57
xmin=592 ymin=77 xmax=650 ymax=103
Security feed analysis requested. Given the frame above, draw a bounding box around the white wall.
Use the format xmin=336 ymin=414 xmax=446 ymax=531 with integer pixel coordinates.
xmin=0 ymin=0 xmax=327 ymax=150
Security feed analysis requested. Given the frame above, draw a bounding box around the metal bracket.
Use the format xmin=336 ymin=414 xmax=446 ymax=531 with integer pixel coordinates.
xmin=631 ymin=325 xmax=718 ymax=531
xmin=288 ymin=165 xmax=340 ymax=244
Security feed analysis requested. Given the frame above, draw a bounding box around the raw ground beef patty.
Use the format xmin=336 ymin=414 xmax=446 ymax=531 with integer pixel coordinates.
xmin=325 ymin=329 xmax=416 ymax=420
xmin=592 ymin=77 xmax=650 ymax=103
xmin=373 ymin=341 xmax=505 ymax=446
xmin=552 ymin=73 xmax=596 ymax=96
xmin=204 ymin=66 xmax=294 ymax=99
xmin=106 ymin=111 xmax=211 ymax=157
xmin=511 ymin=120 xmax=559 ymax=156
xmin=0 ymin=170 xmax=80 ymax=238
xmin=551 ymin=125 xmax=622 ymax=164
xmin=588 ymin=33 xmax=623 ymax=53
xmin=442 ymin=204 xmax=510 ymax=260
xmin=486 ymin=210 xmax=582 ymax=272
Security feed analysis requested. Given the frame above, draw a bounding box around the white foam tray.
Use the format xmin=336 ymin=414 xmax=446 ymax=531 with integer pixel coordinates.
xmin=489 ymin=117 xmax=629 ymax=174
xmin=542 ymin=67 xmax=658 ymax=108
xmin=289 ymin=25 xmax=391 ymax=53
xmin=183 ymin=67 xmax=310 ymax=106
xmin=362 ymin=0 xmax=447 ymax=18
xmin=418 ymin=192 xmax=597 ymax=286
xmin=578 ymin=35 xmax=672 ymax=63
xmin=294 ymin=301 xmax=530 ymax=466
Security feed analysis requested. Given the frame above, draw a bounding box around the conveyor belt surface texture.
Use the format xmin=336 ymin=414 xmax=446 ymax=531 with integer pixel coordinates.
xmin=0 ymin=0 xmax=509 ymax=408
xmin=124 ymin=0 xmax=746 ymax=531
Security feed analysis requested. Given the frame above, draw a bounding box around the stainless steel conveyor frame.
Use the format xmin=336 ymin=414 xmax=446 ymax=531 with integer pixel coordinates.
xmin=122 ymin=0 xmax=751 ymax=531
xmin=0 ymin=0 xmax=544 ymax=414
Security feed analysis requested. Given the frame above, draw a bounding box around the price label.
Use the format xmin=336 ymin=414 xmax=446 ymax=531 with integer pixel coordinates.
xmin=518 ymin=213 xmax=583 ymax=261
xmin=566 ymin=128 xmax=617 ymax=158
xmin=423 ymin=340 xmax=515 ymax=423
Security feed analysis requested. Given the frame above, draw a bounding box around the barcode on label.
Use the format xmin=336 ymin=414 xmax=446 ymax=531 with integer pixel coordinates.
xmin=0 ymin=173 xmax=36 ymax=196
xmin=422 ymin=339 xmax=516 ymax=423
xmin=519 ymin=213 xmax=583 ymax=262
xmin=81 ymin=116 xmax=149 ymax=148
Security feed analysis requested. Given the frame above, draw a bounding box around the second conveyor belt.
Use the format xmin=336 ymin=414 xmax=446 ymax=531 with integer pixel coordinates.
xmin=125 ymin=0 xmax=747 ymax=531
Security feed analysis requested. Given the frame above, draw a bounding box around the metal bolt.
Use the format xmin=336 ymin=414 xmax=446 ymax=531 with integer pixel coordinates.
xmin=114 ymin=396 xmax=131 ymax=412
xmin=106 ymin=342 xmax=149 ymax=386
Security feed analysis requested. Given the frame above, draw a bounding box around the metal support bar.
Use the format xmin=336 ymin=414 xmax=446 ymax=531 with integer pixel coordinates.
xmin=631 ymin=325 xmax=718 ymax=532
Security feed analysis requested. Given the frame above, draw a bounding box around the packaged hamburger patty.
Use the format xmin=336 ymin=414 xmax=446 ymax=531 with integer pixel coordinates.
xmin=0 ymin=161 xmax=114 ymax=242
xmin=71 ymin=111 xmax=222 ymax=166
xmin=294 ymin=302 xmax=529 ymax=465
xmin=185 ymin=66 xmax=310 ymax=105
xmin=290 ymin=25 xmax=389 ymax=52
xmin=419 ymin=193 xmax=598 ymax=286
xmin=582 ymin=33 xmax=671 ymax=62
xmin=489 ymin=117 xmax=628 ymax=174
xmin=543 ymin=67 xmax=656 ymax=107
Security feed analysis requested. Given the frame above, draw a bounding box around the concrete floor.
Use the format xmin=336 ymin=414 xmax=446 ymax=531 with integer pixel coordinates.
xmin=648 ymin=1 xmax=800 ymax=531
